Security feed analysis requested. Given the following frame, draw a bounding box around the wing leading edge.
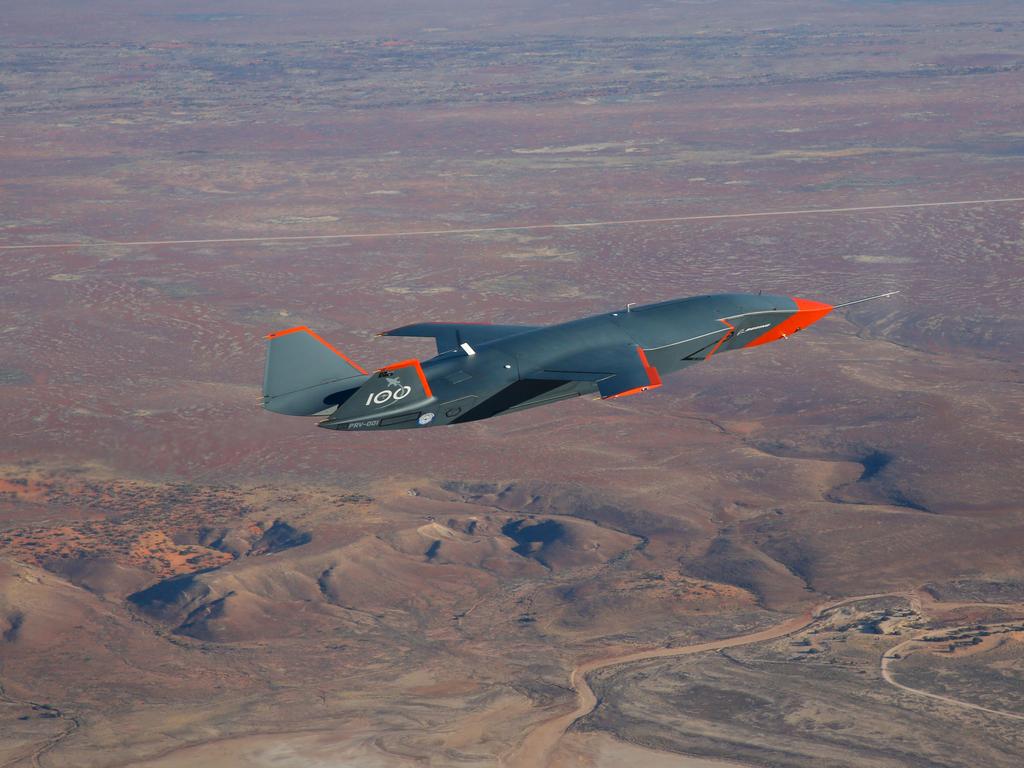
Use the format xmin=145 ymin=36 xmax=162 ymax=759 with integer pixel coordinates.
xmin=378 ymin=322 xmax=541 ymax=354
xmin=526 ymin=344 xmax=664 ymax=399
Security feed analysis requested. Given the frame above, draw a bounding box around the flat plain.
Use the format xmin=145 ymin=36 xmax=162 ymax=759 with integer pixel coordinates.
xmin=2 ymin=2 xmax=1023 ymax=766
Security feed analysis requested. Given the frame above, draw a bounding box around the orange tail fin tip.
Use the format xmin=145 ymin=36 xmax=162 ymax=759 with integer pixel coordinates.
xmin=265 ymin=326 xmax=367 ymax=374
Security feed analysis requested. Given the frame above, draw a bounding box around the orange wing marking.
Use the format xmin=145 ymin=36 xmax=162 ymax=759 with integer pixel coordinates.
xmin=705 ymin=319 xmax=736 ymax=359
xmin=607 ymin=347 xmax=663 ymax=399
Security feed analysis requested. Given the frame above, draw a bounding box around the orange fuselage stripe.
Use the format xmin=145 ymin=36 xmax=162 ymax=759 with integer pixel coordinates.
xmin=380 ymin=359 xmax=433 ymax=399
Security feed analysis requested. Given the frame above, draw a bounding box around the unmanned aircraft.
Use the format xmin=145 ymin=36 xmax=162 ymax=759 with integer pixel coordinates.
xmin=262 ymin=291 xmax=897 ymax=431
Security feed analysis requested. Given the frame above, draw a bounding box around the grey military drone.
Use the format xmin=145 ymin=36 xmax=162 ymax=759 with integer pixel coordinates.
xmin=262 ymin=291 xmax=896 ymax=431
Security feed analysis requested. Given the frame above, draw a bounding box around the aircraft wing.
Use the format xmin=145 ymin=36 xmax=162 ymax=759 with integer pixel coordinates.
xmin=526 ymin=344 xmax=666 ymax=399
xmin=378 ymin=322 xmax=540 ymax=354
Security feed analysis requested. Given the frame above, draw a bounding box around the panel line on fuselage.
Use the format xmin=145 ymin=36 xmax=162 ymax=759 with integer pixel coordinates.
xmin=643 ymin=327 xmax=730 ymax=352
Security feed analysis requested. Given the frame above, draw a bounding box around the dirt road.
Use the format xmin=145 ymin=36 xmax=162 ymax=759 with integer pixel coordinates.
xmin=502 ymin=593 xmax=898 ymax=768
xmin=881 ymin=637 xmax=1024 ymax=722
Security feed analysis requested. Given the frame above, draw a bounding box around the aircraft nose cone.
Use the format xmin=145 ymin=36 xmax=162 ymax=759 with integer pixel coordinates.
xmin=792 ymin=296 xmax=834 ymax=321
xmin=741 ymin=296 xmax=834 ymax=348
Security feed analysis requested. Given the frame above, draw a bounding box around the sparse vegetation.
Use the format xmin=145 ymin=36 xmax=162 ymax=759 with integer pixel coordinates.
xmin=2 ymin=2 xmax=1024 ymax=765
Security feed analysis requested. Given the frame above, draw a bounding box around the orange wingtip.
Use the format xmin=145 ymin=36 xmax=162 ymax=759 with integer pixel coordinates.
xmin=607 ymin=384 xmax=660 ymax=399
xmin=379 ymin=358 xmax=433 ymax=398
xmin=636 ymin=346 xmax=663 ymax=387
xmin=605 ymin=347 xmax=663 ymax=399
xmin=265 ymin=325 xmax=368 ymax=374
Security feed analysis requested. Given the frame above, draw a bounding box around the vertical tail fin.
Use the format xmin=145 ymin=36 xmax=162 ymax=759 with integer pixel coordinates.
xmin=262 ymin=327 xmax=368 ymax=416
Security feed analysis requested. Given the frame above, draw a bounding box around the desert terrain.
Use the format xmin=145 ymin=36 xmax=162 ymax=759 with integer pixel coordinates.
xmin=2 ymin=1 xmax=1023 ymax=766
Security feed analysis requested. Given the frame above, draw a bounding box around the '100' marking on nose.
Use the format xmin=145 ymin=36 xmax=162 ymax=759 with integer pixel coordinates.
xmin=368 ymin=386 xmax=412 ymax=406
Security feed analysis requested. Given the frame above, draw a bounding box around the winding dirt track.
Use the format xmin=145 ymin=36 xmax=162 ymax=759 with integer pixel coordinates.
xmin=0 ymin=681 xmax=79 ymax=768
xmin=881 ymin=638 xmax=1024 ymax=722
xmin=502 ymin=593 xmax=898 ymax=768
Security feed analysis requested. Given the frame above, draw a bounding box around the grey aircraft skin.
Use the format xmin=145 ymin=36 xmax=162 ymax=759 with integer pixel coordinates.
xmin=262 ymin=291 xmax=895 ymax=431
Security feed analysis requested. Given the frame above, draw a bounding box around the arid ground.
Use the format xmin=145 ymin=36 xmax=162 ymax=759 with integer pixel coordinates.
xmin=2 ymin=2 xmax=1023 ymax=766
